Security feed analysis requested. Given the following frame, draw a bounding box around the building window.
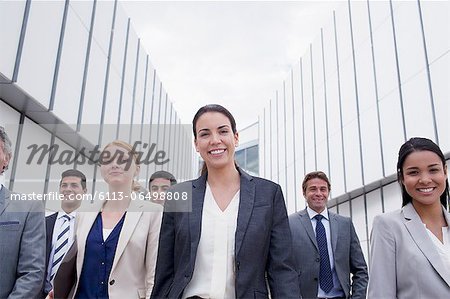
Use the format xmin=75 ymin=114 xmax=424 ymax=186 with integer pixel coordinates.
xmin=235 ymin=145 xmax=259 ymax=175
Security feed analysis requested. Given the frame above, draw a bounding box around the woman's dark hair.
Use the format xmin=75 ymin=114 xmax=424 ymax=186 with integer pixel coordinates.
xmin=192 ymin=104 xmax=237 ymax=139
xmin=192 ymin=104 xmax=238 ymax=175
xmin=397 ymin=137 xmax=449 ymax=208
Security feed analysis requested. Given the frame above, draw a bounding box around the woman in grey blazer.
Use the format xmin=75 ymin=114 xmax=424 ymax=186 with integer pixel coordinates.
xmin=368 ymin=137 xmax=450 ymax=298
xmin=151 ymin=104 xmax=299 ymax=299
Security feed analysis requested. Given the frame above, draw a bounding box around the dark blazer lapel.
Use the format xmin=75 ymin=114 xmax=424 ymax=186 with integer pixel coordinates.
xmin=329 ymin=211 xmax=338 ymax=254
xmin=46 ymin=214 xmax=57 ymax=237
xmin=0 ymin=187 xmax=9 ymax=216
xmin=235 ymin=169 xmax=255 ymax=256
xmin=299 ymin=209 xmax=318 ymax=251
xmin=402 ymin=203 xmax=450 ymax=286
xmin=46 ymin=213 xmax=58 ymax=263
xmin=189 ymin=174 xmax=207 ymax=263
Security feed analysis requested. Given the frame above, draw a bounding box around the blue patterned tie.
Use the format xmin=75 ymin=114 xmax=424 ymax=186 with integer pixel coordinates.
xmin=314 ymin=214 xmax=334 ymax=293
xmin=50 ymin=215 xmax=71 ymax=283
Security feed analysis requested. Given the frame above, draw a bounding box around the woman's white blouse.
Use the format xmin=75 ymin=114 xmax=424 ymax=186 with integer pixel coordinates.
xmin=425 ymin=226 xmax=450 ymax=272
xmin=183 ymin=183 xmax=240 ymax=299
xmin=102 ymin=228 xmax=113 ymax=241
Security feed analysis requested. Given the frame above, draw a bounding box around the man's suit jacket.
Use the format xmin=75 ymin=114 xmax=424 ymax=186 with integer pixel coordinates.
xmin=0 ymin=186 xmax=46 ymax=299
xmin=151 ymin=169 xmax=300 ymax=299
xmin=45 ymin=213 xmax=58 ymax=274
xmin=289 ymin=209 xmax=368 ymax=299
xmin=368 ymin=202 xmax=450 ymax=298
xmin=67 ymin=199 xmax=162 ymax=299
xmin=38 ymin=212 xmax=58 ymax=298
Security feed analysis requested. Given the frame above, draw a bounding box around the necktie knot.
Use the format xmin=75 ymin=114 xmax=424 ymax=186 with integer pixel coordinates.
xmin=62 ymin=215 xmax=71 ymax=222
xmin=314 ymin=214 xmax=324 ymax=222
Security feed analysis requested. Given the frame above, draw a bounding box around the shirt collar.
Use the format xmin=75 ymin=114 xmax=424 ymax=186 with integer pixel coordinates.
xmin=307 ymin=206 xmax=329 ymax=221
xmin=57 ymin=211 xmax=76 ymax=220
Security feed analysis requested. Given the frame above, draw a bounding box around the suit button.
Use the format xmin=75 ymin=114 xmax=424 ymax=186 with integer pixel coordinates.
xmin=316 ymin=258 xmax=320 ymax=262
xmin=236 ymin=262 xmax=240 ymax=270
xmin=184 ymin=274 xmax=190 ymax=279
xmin=109 ymin=279 xmax=115 ymax=285
xmin=314 ymin=277 xmax=318 ymax=281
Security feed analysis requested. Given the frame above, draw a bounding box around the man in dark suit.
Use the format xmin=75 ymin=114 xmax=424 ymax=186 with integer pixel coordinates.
xmin=42 ymin=169 xmax=86 ymax=298
xmin=289 ymin=171 xmax=368 ymax=299
xmin=0 ymin=126 xmax=46 ymax=299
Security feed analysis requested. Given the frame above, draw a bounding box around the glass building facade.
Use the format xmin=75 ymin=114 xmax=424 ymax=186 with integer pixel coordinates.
xmin=258 ymin=0 xmax=449 ymax=260
xmin=0 ymin=0 xmax=194 ymax=211
xmin=236 ymin=121 xmax=259 ymax=176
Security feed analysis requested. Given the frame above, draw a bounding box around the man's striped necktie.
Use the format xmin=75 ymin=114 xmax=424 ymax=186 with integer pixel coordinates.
xmin=50 ymin=214 xmax=71 ymax=283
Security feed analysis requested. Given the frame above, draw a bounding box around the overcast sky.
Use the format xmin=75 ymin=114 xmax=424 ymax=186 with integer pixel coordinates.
xmin=120 ymin=1 xmax=342 ymax=129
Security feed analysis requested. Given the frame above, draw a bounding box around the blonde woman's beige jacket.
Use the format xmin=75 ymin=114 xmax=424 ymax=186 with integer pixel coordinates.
xmin=68 ymin=199 xmax=162 ymax=299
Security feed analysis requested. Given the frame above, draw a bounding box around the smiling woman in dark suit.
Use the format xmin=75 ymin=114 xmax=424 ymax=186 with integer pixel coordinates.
xmin=151 ymin=104 xmax=299 ymax=299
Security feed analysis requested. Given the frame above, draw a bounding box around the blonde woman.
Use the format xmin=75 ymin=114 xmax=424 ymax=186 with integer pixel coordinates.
xmin=50 ymin=140 xmax=162 ymax=299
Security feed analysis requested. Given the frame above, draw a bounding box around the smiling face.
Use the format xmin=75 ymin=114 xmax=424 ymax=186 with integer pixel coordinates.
xmin=100 ymin=144 xmax=140 ymax=189
xmin=194 ymin=112 xmax=239 ymax=171
xmin=59 ymin=176 xmax=85 ymax=212
xmin=401 ymin=150 xmax=448 ymax=208
xmin=304 ymin=178 xmax=330 ymax=213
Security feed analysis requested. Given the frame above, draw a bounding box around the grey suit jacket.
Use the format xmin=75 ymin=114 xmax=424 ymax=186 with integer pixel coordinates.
xmin=151 ymin=169 xmax=300 ymax=299
xmin=289 ymin=209 xmax=368 ymax=299
xmin=0 ymin=186 xmax=46 ymax=299
xmin=368 ymin=202 xmax=450 ymax=298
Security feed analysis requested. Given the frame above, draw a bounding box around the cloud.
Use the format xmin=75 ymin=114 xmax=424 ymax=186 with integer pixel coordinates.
xmin=120 ymin=1 xmax=341 ymax=127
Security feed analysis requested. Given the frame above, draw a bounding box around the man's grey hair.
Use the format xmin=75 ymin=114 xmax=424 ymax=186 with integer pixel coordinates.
xmin=0 ymin=126 xmax=12 ymax=172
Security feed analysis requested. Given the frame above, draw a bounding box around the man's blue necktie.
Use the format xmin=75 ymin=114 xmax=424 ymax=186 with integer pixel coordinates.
xmin=314 ymin=214 xmax=334 ymax=293
xmin=50 ymin=214 xmax=71 ymax=283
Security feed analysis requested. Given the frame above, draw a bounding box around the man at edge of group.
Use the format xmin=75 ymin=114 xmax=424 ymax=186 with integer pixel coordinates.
xmin=42 ymin=169 xmax=86 ymax=298
xmin=289 ymin=171 xmax=368 ymax=299
xmin=0 ymin=126 xmax=46 ymax=299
